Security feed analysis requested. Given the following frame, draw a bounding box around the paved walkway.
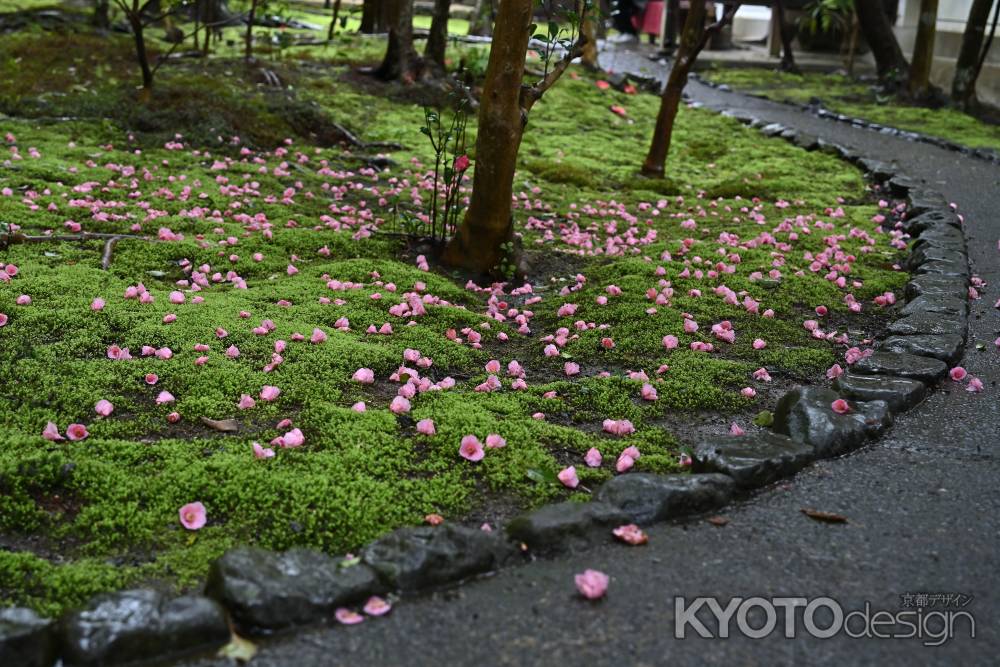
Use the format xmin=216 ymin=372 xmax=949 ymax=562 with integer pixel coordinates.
xmin=185 ymin=48 xmax=1000 ymax=667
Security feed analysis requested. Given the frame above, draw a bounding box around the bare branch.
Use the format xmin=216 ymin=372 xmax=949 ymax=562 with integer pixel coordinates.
xmin=694 ymin=3 xmax=741 ymax=56
xmin=520 ymin=1 xmax=589 ymax=113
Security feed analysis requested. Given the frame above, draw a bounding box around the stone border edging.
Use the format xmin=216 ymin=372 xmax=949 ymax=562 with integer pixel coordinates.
xmin=690 ymin=72 xmax=1000 ymax=165
xmin=0 ymin=87 xmax=973 ymax=667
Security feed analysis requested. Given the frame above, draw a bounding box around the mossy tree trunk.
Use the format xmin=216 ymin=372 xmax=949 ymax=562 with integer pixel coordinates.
xmin=376 ymin=0 xmax=421 ymax=82
xmin=425 ymin=0 xmax=451 ymax=73
xmin=854 ymin=0 xmax=909 ymax=84
xmin=907 ymin=0 xmax=939 ymax=98
xmin=360 ymin=0 xmax=390 ymax=33
xmin=642 ymin=2 xmax=739 ymax=177
xmin=442 ymin=0 xmax=590 ymax=276
xmin=581 ymin=16 xmax=599 ymax=69
xmin=951 ymin=0 xmax=996 ymax=109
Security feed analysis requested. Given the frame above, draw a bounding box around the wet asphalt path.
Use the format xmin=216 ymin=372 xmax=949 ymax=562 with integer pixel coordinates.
xmin=184 ymin=49 xmax=1000 ymax=667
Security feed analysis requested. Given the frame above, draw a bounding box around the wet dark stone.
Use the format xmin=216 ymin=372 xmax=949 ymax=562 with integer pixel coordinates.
xmin=887 ymin=174 xmax=917 ymax=197
xmin=906 ymin=245 xmax=967 ymax=272
xmin=692 ymin=433 xmax=814 ymax=489
xmin=761 ymin=123 xmax=785 ymax=137
xmin=793 ymin=132 xmax=819 ymax=150
xmin=853 ymin=351 xmax=948 ymax=382
xmin=773 ymin=387 xmax=892 ymax=458
xmin=59 ymin=590 xmax=229 ymax=666
xmin=911 ymin=225 xmax=966 ymax=252
xmin=904 ymin=274 xmax=968 ymax=301
xmin=363 ymin=524 xmax=508 ymax=592
xmin=506 ymin=502 xmax=630 ymax=554
xmin=881 ymin=334 xmax=965 ymax=364
xmin=905 ymin=190 xmax=948 ymax=218
xmin=594 ymin=473 xmax=734 ymax=525
xmin=834 ymin=372 xmax=928 ymax=413
xmin=914 ymin=258 xmax=970 ymax=278
xmin=905 ymin=209 xmax=961 ymax=235
xmin=899 ymin=294 xmax=968 ymax=318
xmin=205 ymin=547 xmax=380 ymax=634
xmin=857 ymin=157 xmax=895 ymax=181
xmin=886 ymin=312 xmax=966 ymax=337
xmin=0 ymin=607 xmax=55 ymax=667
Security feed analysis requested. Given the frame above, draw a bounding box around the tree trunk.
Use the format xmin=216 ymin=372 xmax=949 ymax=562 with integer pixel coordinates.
xmin=245 ymin=0 xmax=258 ymax=61
xmin=854 ymin=0 xmax=909 ymax=84
xmin=360 ymin=0 xmax=389 ymax=33
xmin=92 ymin=0 xmax=110 ymax=29
xmin=376 ymin=0 xmax=421 ymax=81
xmin=643 ymin=2 xmax=741 ymax=176
xmin=581 ymin=17 xmax=599 ymax=69
xmin=908 ymin=0 xmax=939 ymax=98
xmin=951 ymin=0 xmax=994 ymax=108
xmin=425 ymin=0 xmax=451 ymax=72
xmin=468 ymin=0 xmax=493 ymax=37
xmin=327 ymin=0 xmax=343 ymax=41
xmin=774 ymin=0 xmax=798 ymax=73
xmin=129 ymin=13 xmax=154 ymax=94
xmin=442 ymin=0 xmax=533 ymax=275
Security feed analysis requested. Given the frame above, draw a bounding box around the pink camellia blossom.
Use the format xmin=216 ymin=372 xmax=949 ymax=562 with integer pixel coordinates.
xmin=831 ymin=399 xmax=851 ymax=415
xmin=363 ymin=596 xmax=392 ymax=617
xmin=225 ymin=345 xmax=240 ymax=359
xmin=155 ymin=347 xmax=173 ymax=360
xmin=335 ymin=608 xmax=365 ymax=625
xmin=574 ymin=569 xmax=609 ymax=600
xmin=91 ymin=298 xmax=106 ymax=311
xmin=584 ymin=447 xmax=603 ymax=468
xmin=564 ymin=362 xmax=581 ymax=377
xmin=485 ymin=433 xmax=506 ymax=448
xmin=179 ymin=502 xmax=206 ymax=530
xmin=741 ymin=387 xmax=757 ymax=398
xmin=613 ymin=524 xmax=648 ymax=546
xmin=260 ymin=386 xmax=281 ymax=401
xmin=252 ymin=442 xmax=275 ymax=459
xmin=95 ymin=400 xmax=114 ymax=417
xmin=156 ymin=391 xmax=175 ymax=404
xmin=557 ymin=466 xmax=580 ymax=489
xmin=0 ymin=313 xmax=7 ymax=327
xmin=949 ymin=366 xmax=968 ymax=382
xmin=145 ymin=373 xmax=158 ymax=385
xmin=390 ymin=396 xmax=411 ymax=414
xmin=15 ymin=295 xmax=31 ymax=306
xmin=425 ymin=513 xmax=444 ymax=526
xmin=453 ymin=154 xmax=470 ymax=172
xmin=966 ymin=377 xmax=984 ymax=393
xmin=66 ymin=423 xmax=89 ymax=440
xmin=485 ymin=359 xmax=501 ymax=374
xmin=616 ymin=454 xmax=635 ymax=473
xmin=640 ymin=383 xmax=658 ymax=401
xmin=166 ymin=412 xmax=181 ymax=423
xmin=351 ymin=402 xmax=367 ymax=412
xmin=601 ymin=337 xmax=615 ymax=349
xmin=826 ymin=364 xmax=844 ymax=380
xmin=683 ymin=318 xmax=698 ymax=333
xmin=42 ymin=421 xmax=64 ymax=441
xmin=353 ymin=368 xmax=375 ymax=384
xmin=416 ymin=419 xmax=436 ymax=435
xmin=752 ymin=338 xmax=767 ymax=350
xmin=662 ymin=335 xmax=678 ymax=350
xmin=310 ymin=328 xmax=327 ymax=344
xmin=753 ymin=368 xmax=772 ymax=382
xmin=169 ymin=291 xmax=185 ymax=304
xmin=238 ymin=394 xmax=256 ymax=410
xmin=729 ymin=422 xmax=745 ymax=436
xmin=459 ymin=435 xmax=485 ymax=461
xmin=678 ymin=453 xmax=693 ymax=467
xmin=281 ymin=428 xmax=305 ymax=448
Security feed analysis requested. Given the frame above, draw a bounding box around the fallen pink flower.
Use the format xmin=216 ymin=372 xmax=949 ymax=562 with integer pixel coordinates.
xmin=949 ymin=366 xmax=968 ymax=382
xmin=416 ymin=418 xmax=436 ymax=435
xmin=238 ymin=394 xmax=256 ymax=410
xmin=281 ymin=428 xmax=305 ymax=448
xmin=252 ymin=442 xmax=275 ymax=459
xmin=641 ymin=383 xmax=658 ymax=401
xmin=612 ymin=524 xmax=648 ymax=546
xmin=459 ymin=435 xmax=485 ymax=461
xmin=485 ymin=433 xmax=506 ymax=448
xmin=966 ymin=377 xmax=984 ymax=393
xmin=564 ymin=362 xmax=580 ymax=376
xmin=91 ymin=297 xmax=105 ymax=311
xmin=179 ymin=501 xmax=206 ymax=530
xmin=363 ymin=596 xmax=392 ymax=617
xmin=156 ymin=390 xmax=175 ymax=405
xmin=729 ymin=422 xmax=745 ymax=436
xmin=95 ymin=400 xmax=114 ymax=417
xmin=390 ymin=396 xmax=411 ymax=414
xmin=353 ymin=368 xmax=375 ymax=384
xmin=260 ymin=385 xmax=281 ymax=401
xmin=335 ymin=608 xmax=364 ymax=625
xmin=831 ymin=398 xmax=851 ymax=414
xmin=557 ymin=466 xmax=580 ymax=489
xmin=42 ymin=421 xmax=64 ymax=441
xmin=310 ymin=328 xmax=327 ymax=344
xmin=616 ymin=454 xmax=635 ymax=473
xmin=584 ymin=447 xmax=602 ymax=468
xmin=574 ymin=569 xmax=609 ymax=600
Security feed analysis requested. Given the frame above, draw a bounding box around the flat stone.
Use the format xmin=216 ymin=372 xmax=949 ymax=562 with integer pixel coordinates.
xmin=881 ymin=334 xmax=965 ymax=364
xmin=887 ymin=174 xmax=917 ymax=197
xmin=692 ymin=433 xmax=814 ymax=488
xmin=505 ymin=502 xmax=630 ymax=554
xmin=793 ymin=133 xmax=819 ymax=150
xmin=60 ymin=590 xmax=229 ymax=666
xmin=904 ymin=209 xmax=961 ymax=235
xmin=0 ymin=607 xmax=55 ymax=667
xmin=906 ymin=245 xmax=967 ymax=271
xmin=852 ymin=351 xmax=948 ymax=382
xmin=911 ymin=225 xmax=966 ymax=251
xmin=834 ymin=372 xmax=928 ymax=413
xmin=205 ymin=546 xmax=381 ymax=634
xmin=363 ymin=524 xmax=507 ymax=592
xmin=857 ymin=157 xmax=895 ymax=181
xmin=773 ymin=387 xmax=892 ymax=458
xmin=899 ymin=295 xmax=968 ymax=318
xmin=594 ymin=473 xmax=734 ymax=525
xmin=914 ymin=259 xmax=970 ymax=277
xmin=904 ymin=274 xmax=968 ymax=301
xmin=761 ymin=123 xmax=785 ymax=137
xmin=886 ymin=312 xmax=966 ymax=337
xmin=905 ymin=189 xmax=947 ymax=218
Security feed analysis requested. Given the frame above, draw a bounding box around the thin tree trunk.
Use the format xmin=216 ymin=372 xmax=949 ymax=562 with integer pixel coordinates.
xmin=854 ymin=0 xmax=909 ymax=84
xmin=245 ymin=0 xmax=258 ymax=61
xmin=376 ymin=0 xmax=421 ymax=81
xmin=361 ymin=0 xmax=389 ymax=33
xmin=845 ymin=10 xmax=859 ymax=76
xmin=581 ymin=16 xmax=599 ymax=69
xmin=643 ymin=3 xmax=739 ymax=176
xmin=327 ymin=0 xmax=343 ymax=41
xmin=774 ymin=0 xmax=798 ymax=73
xmin=468 ymin=0 xmax=493 ymax=37
xmin=975 ymin=1 xmax=1000 ymax=86
xmin=425 ymin=0 xmax=451 ymax=72
xmin=129 ymin=14 xmax=154 ymax=93
xmin=952 ymin=0 xmax=995 ymax=107
xmin=92 ymin=0 xmax=110 ymax=29
xmin=908 ymin=0 xmax=939 ymax=98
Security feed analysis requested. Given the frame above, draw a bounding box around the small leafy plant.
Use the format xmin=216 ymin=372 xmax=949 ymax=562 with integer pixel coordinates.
xmin=419 ymin=95 xmax=471 ymax=245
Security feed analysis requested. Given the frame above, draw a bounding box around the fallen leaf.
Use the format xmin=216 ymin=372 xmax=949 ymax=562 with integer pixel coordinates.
xmin=707 ymin=516 xmax=729 ymax=527
xmin=200 ymin=417 xmax=239 ymax=432
xmin=218 ymin=632 xmax=257 ymax=663
xmin=801 ymin=508 xmax=848 ymax=523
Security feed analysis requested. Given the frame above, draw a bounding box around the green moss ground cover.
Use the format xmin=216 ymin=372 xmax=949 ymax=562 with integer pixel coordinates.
xmin=0 ymin=14 xmax=908 ymax=616
xmin=702 ymin=67 xmax=1000 ymax=152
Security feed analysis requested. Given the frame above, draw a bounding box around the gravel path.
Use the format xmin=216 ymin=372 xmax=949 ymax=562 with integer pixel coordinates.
xmin=184 ymin=47 xmax=1000 ymax=666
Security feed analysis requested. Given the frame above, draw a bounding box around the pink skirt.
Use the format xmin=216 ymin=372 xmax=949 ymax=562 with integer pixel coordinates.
xmin=633 ymin=1 xmax=665 ymax=36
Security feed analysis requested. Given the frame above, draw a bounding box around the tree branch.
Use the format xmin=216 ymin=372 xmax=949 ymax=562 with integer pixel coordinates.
xmin=694 ymin=3 xmax=741 ymax=56
xmin=520 ymin=1 xmax=589 ymax=114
